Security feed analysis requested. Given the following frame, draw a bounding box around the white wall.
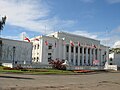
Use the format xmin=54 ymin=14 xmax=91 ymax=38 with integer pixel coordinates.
xmin=0 ymin=38 xmax=32 ymax=66
xmin=109 ymin=53 xmax=120 ymax=67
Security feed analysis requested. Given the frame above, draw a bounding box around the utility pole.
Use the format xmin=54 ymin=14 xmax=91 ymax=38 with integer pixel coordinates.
xmin=13 ymin=46 xmax=16 ymax=68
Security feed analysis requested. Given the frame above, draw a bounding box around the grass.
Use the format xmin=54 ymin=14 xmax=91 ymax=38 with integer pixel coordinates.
xmin=0 ymin=66 xmax=109 ymax=75
xmin=0 ymin=66 xmax=73 ymax=75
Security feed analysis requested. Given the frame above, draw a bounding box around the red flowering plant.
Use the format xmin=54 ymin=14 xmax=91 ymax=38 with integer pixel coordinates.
xmin=49 ymin=59 xmax=66 ymax=70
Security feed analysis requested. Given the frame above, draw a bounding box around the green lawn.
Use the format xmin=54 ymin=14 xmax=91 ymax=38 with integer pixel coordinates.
xmin=0 ymin=66 xmax=74 ymax=75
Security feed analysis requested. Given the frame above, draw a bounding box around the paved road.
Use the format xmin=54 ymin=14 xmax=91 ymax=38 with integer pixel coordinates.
xmin=0 ymin=72 xmax=120 ymax=90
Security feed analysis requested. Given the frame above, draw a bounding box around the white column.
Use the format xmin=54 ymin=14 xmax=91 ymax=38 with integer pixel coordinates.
xmin=97 ymin=49 xmax=99 ymax=60
xmin=97 ymin=49 xmax=100 ymax=66
xmin=73 ymin=46 xmax=76 ymax=65
xmin=78 ymin=46 xmax=80 ymax=66
xmin=90 ymin=48 xmax=92 ymax=65
xmin=99 ymin=49 xmax=102 ymax=66
xmin=68 ymin=45 xmax=71 ymax=64
xmin=86 ymin=48 xmax=88 ymax=65
xmin=93 ymin=48 xmax=95 ymax=64
xmin=63 ymin=45 xmax=66 ymax=60
xmin=82 ymin=47 xmax=84 ymax=65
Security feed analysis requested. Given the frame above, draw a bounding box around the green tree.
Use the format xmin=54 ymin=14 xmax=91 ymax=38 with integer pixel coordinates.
xmin=109 ymin=48 xmax=120 ymax=54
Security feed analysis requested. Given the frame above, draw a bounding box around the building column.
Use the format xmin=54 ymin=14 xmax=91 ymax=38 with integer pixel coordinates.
xmin=86 ymin=48 xmax=88 ymax=65
xmin=97 ymin=49 xmax=99 ymax=60
xmin=82 ymin=47 xmax=84 ymax=65
xmin=68 ymin=45 xmax=71 ymax=64
xmin=97 ymin=49 xmax=100 ymax=65
xmin=90 ymin=48 xmax=92 ymax=65
xmin=99 ymin=49 xmax=102 ymax=66
xmin=93 ymin=48 xmax=95 ymax=65
xmin=63 ymin=45 xmax=66 ymax=60
xmin=78 ymin=46 xmax=80 ymax=66
xmin=73 ymin=46 xmax=76 ymax=66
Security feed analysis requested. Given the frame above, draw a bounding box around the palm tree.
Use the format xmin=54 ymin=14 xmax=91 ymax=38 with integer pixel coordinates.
xmin=0 ymin=16 xmax=7 ymax=36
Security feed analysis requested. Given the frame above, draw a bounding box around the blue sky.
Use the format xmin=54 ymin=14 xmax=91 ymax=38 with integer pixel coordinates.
xmin=0 ymin=0 xmax=120 ymax=47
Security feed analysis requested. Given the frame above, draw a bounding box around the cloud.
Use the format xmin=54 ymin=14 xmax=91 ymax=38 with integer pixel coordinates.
xmin=106 ymin=0 xmax=120 ymax=4
xmin=0 ymin=0 xmax=75 ymax=34
xmin=69 ymin=30 xmax=120 ymax=48
xmin=2 ymin=32 xmax=29 ymax=40
xmin=19 ymin=32 xmax=29 ymax=40
xmin=113 ymin=41 xmax=120 ymax=48
xmin=2 ymin=35 xmax=20 ymax=40
xmin=68 ymin=30 xmax=98 ymax=39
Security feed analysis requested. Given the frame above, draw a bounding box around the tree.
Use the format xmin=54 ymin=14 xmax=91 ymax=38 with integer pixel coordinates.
xmin=109 ymin=48 xmax=120 ymax=54
xmin=0 ymin=16 xmax=7 ymax=36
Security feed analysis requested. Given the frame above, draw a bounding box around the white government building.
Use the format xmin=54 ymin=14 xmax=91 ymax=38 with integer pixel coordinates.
xmin=31 ymin=32 xmax=109 ymax=66
xmin=0 ymin=38 xmax=32 ymax=67
xmin=109 ymin=53 xmax=120 ymax=67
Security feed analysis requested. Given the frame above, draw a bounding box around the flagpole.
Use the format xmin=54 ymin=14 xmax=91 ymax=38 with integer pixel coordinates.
xmin=44 ymin=25 xmax=46 ymax=35
xmin=105 ymin=27 xmax=109 ymax=66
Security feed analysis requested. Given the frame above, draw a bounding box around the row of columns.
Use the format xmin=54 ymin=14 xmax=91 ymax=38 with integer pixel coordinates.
xmin=63 ymin=45 xmax=101 ymax=66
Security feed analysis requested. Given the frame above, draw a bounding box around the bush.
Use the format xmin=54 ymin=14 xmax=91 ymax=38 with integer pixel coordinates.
xmin=49 ymin=59 xmax=66 ymax=70
xmin=3 ymin=67 xmax=12 ymax=70
xmin=3 ymin=65 xmax=24 ymax=70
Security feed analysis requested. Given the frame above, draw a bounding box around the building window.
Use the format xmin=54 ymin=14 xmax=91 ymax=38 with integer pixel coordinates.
xmin=76 ymin=47 xmax=78 ymax=53
xmin=66 ymin=45 xmax=69 ymax=52
xmin=88 ymin=58 xmax=90 ymax=65
xmin=48 ymin=57 xmax=52 ymax=62
xmin=88 ymin=48 xmax=90 ymax=54
xmin=80 ymin=56 xmax=82 ymax=65
xmin=110 ymin=63 xmax=113 ymax=65
xmin=34 ymin=45 xmax=36 ymax=50
xmin=37 ymin=57 xmax=39 ymax=60
xmin=76 ymin=59 xmax=78 ymax=66
xmin=84 ymin=48 xmax=86 ymax=54
xmin=80 ymin=48 xmax=82 ymax=53
xmin=37 ymin=44 xmax=39 ymax=49
xmin=71 ymin=46 xmax=74 ymax=53
xmin=48 ymin=45 xmax=52 ymax=49
xmin=71 ymin=59 xmax=73 ymax=64
xmin=48 ymin=53 xmax=52 ymax=55
xmin=37 ymin=57 xmax=39 ymax=62
xmin=34 ymin=57 xmax=36 ymax=61
xmin=110 ymin=58 xmax=113 ymax=61
xmin=66 ymin=56 xmax=68 ymax=60
xmin=95 ymin=49 xmax=97 ymax=55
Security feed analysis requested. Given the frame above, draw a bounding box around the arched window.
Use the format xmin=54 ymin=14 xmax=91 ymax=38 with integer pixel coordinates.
xmin=37 ymin=57 xmax=39 ymax=62
xmin=37 ymin=44 xmax=39 ymax=49
xmin=109 ymin=58 xmax=113 ymax=61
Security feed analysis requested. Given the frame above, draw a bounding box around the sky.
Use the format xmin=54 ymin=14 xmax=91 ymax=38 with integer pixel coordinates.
xmin=0 ymin=0 xmax=120 ymax=48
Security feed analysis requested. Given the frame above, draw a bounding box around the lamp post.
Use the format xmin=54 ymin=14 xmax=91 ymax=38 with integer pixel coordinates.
xmin=13 ymin=46 xmax=16 ymax=68
xmin=0 ymin=40 xmax=2 ymax=65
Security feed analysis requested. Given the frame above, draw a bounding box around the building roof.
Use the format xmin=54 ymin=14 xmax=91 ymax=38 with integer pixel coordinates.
xmin=0 ymin=37 xmax=31 ymax=44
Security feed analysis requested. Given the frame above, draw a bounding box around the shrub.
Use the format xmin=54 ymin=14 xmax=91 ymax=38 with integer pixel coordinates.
xmin=49 ymin=59 xmax=66 ymax=70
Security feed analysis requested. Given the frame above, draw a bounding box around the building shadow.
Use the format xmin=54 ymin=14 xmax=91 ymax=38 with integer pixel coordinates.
xmin=0 ymin=75 xmax=34 ymax=80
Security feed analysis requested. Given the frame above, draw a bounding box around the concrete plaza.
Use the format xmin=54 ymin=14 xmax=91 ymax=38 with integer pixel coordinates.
xmin=0 ymin=72 xmax=120 ymax=90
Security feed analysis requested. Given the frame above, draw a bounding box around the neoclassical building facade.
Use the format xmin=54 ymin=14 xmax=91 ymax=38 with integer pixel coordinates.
xmin=31 ymin=32 xmax=109 ymax=66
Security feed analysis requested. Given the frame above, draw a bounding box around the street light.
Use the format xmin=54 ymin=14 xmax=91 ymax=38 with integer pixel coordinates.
xmin=13 ymin=46 xmax=16 ymax=68
xmin=0 ymin=40 xmax=2 ymax=65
